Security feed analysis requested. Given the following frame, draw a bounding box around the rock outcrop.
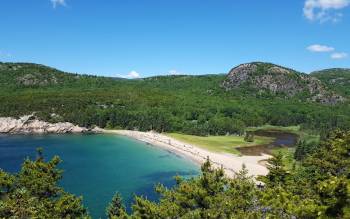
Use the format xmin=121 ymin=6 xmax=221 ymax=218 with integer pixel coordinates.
xmin=222 ymin=62 xmax=345 ymax=104
xmin=17 ymin=74 xmax=57 ymax=86
xmin=0 ymin=115 xmax=95 ymax=134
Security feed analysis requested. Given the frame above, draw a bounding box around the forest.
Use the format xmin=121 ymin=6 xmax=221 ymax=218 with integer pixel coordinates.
xmin=0 ymin=62 xmax=349 ymax=137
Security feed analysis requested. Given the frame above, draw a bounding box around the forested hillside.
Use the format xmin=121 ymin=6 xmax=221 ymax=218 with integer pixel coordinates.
xmin=311 ymin=68 xmax=350 ymax=96
xmin=0 ymin=62 xmax=123 ymax=88
xmin=0 ymin=62 xmax=349 ymax=135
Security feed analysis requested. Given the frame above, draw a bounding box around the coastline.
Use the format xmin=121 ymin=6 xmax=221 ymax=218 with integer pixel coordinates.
xmin=104 ymin=129 xmax=271 ymax=178
xmin=0 ymin=115 xmax=101 ymax=134
xmin=0 ymin=114 xmax=271 ymax=178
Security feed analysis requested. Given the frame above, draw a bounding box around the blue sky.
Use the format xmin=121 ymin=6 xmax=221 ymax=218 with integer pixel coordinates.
xmin=0 ymin=0 xmax=349 ymax=77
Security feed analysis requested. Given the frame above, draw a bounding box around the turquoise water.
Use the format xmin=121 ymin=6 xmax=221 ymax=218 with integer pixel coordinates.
xmin=0 ymin=134 xmax=199 ymax=218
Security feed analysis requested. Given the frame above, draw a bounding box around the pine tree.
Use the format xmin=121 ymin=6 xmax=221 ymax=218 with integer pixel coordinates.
xmin=260 ymin=151 xmax=289 ymax=186
xmin=0 ymin=149 xmax=89 ymax=218
xmin=106 ymin=192 xmax=127 ymax=219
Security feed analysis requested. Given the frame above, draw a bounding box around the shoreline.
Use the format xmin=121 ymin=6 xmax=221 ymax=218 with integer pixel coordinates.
xmin=0 ymin=114 xmax=272 ymax=178
xmin=104 ymin=130 xmax=271 ymax=178
xmin=0 ymin=115 xmax=100 ymax=134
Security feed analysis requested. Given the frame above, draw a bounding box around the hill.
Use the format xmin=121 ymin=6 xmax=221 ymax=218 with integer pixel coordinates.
xmin=222 ymin=62 xmax=345 ymax=104
xmin=0 ymin=62 xmax=349 ymax=135
xmin=311 ymin=68 xmax=350 ymax=96
xmin=0 ymin=62 xmax=124 ymax=89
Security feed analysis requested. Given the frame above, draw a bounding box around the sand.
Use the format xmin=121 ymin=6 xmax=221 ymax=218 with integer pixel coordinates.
xmin=104 ymin=130 xmax=271 ymax=178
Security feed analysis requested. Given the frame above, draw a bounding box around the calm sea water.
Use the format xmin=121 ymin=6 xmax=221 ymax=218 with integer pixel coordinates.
xmin=0 ymin=134 xmax=199 ymax=218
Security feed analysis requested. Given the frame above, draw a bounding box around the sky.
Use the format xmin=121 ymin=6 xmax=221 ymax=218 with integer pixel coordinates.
xmin=0 ymin=0 xmax=349 ymax=78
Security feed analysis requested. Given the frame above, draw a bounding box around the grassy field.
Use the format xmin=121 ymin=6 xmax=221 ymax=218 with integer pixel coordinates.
xmin=166 ymin=133 xmax=274 ymax=155
xmin=167 ymin=125 xmax=319 ymax=156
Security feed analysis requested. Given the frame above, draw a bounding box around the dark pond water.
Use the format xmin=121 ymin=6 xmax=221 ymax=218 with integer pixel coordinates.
xmin=236 ymin=130 xmax=298 ymax=156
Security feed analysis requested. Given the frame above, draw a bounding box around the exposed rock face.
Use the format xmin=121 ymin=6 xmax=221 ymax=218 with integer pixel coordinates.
xmin=0 ymin=115 xmax=94 ymax=134
xmin=222 ymin=62 xmax=345 ymax=104
xmin=17 ymin=74 xmax=57 ymax=86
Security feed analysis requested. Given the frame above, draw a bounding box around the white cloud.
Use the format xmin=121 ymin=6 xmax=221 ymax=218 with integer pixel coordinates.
xmin=331 ymin=52 xmax=348 ymax=59
xmin=127 ymin=70 xmax=140 ymax=79
xmin=115 ymin=70 xmax=141 ymax=79
xmin=51 ymin=0 xmax=67 ymax=8
xmin=307 ymin=44 xmax=335 ymax=52
xmin=306 ymin=44 xmax=347 ymax=60
xmin=168 ymin=70 xmax=182 ymax=75
xmin=303 ymin=0 xmax=350 ymax=22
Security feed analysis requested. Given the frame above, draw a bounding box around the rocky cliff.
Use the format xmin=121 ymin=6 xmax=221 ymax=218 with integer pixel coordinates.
xmin=222 ymin=62 xmax=345 ymax=104
xmin=0 ymin=115 xmax=96 ymax=134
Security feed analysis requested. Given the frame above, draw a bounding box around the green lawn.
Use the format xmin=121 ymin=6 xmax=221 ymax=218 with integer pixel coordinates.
xmin=166 ymin=133 xmax=274 ymax=155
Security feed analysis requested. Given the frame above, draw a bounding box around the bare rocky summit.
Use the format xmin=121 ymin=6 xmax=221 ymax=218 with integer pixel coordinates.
xmin=0 ymin=115 xmax=99 ymax=134
xmin=222 ymin=62 xmax=345 ymax=104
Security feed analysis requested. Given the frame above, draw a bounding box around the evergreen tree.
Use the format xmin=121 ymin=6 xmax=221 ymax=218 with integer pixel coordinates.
xmin=106 ymin=192 xmax=127 ymax=219
xmin=259 ymin=151 xmax=289 ymax=186
xmin=0 ymin=149 xmax=89 ymax=218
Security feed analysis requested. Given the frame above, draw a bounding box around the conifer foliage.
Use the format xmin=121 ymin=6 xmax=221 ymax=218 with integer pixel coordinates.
xmin=0 ymin=149 xmax=89 ymax=218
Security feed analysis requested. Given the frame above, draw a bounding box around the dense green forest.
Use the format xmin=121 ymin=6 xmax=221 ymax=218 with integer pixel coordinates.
xmin=1 ymin=130 xmax=349 ymax=218
xmin=0 ymin=62 xmax=349 ymax=136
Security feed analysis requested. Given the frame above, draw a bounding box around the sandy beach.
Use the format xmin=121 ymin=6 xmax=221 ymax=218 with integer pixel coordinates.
xmin=104 ymin=130 xmax=271 ymax=178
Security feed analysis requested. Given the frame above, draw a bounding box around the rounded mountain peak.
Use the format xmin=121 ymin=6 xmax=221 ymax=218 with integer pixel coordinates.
xmin=222 ymin=62 xmax=345 ymax=104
